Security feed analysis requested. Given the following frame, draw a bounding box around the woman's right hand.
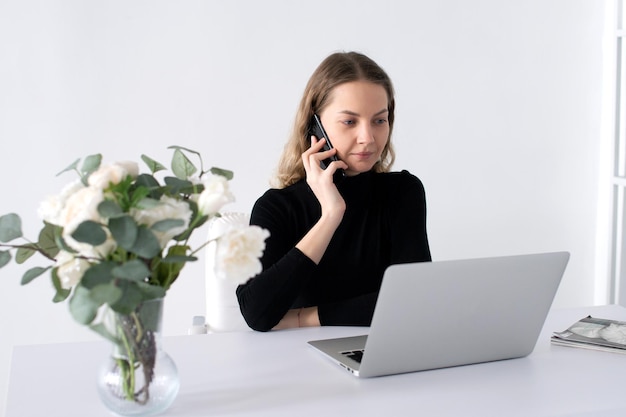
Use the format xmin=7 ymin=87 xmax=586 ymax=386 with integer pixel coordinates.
xmin=295 ymin=136 xmax=348 ymax=264
xmin=302 ymin=136 xmax=348 ymax=220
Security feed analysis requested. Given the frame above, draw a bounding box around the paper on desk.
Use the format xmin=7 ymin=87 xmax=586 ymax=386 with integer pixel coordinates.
xmin=551 ymin=316 xmax=626 ymax=354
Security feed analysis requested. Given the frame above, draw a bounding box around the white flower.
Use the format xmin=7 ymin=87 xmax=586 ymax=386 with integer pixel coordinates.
xmin=195 ymin=175 xmax=235 ymax=216
xmin=55 ymin=250 xmax=91 ymax=289
xmin=214 ymin=225 xmax=269 ymax=283
xmin=59 ymin=186 xmax=116 ymax=258
xmin=38 ymin=179 xmax=85 ymax=226
xmin=130 ymin=195 xmax=192 ymax=248
xmin=88 ymin=161 xmax=139 ymax=189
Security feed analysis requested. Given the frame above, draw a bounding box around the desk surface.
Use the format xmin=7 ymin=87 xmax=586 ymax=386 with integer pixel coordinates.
xmin=6 ymin=305 xmax=626 ymax=417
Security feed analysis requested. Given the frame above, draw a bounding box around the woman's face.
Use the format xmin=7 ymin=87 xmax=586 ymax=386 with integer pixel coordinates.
xmin=318 ymin=81 xmax=390 ymax=177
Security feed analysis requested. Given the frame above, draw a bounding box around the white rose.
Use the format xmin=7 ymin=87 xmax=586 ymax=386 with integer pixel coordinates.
xmin=130 ymin=195 xmax=192 ymax=248
xmin=55 ymin=250 xmax=91 ymax=289
xmin=38 ymin=179 xmax=85 ymax=226
xmin=60 ymin=186 xmax=116 ymax=257
xmin=214 ymin=225 xmax=269 ymax=283
xmin=88 ymin=161 xmax=139 ymax=189
xmin=195 ymin=175 xmax=235 ymax=216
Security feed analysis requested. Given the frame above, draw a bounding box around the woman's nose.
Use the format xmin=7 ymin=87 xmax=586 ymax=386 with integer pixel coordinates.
xmin=357 ymin=124 xmax=375 ymax=144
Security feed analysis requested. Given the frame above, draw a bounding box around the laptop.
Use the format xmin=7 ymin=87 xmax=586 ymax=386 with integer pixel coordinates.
xmin=308 ymin=251 xmax=570 ymax=377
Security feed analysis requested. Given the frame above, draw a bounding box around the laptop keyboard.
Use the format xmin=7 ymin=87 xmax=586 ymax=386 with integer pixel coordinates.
xmin=342 ymin=349 xmax=364 ymax=363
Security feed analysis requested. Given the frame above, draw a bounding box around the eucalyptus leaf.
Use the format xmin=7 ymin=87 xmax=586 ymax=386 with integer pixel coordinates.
xmin=56 ymin=158 xmax=80 ymax=176
xmin=171 ymin=149 xmax=197 ymax=180
xmin=0 ymin=213 xmax=23 ymax=242
xmin=80 ymin=261 xmax=116 ymax=289
xmin=134 ymin=174 xmax=162 ymax=199
xmin=38 ymin=222 xmax=60 ymax=258
xmin=54 ymin=234 xmax=76 ymax=254
xmin=89 ymin=283 xmax=123 ymax=305
xmin=98 ymin=200 xmax=124 ymax=218
xmin=21 ymin=266 xmax=50 ymax=285
xmin=69 ymin=285 xmax=100 ymax=325
xmin=141 ymin=154 xmax=167 ymax=174
xmin=0 ymin=251 xmax=10 ymax=268
xmin=51 ymin=268 xmax=71 ymax=303
xmin=163 ymin=176 xmax=194 ymax=195
xmin=109 ymin=280 xmax=143 ymax=315
xmin=71 ymin=220 xmax=107 ymax=246
xmin=136 ymin=281 xmax=166 ymax=298
xmin=109 ymin=215 xmax=138 ymax=250
xmin=15 ymin=245 xmax=36 ymax=264
xmin=135 ymin=197 xmax=160 ymax=209
xmin=81 ymin=154 xmax=103 ymax=178
xmin=89 ymin=322 xmax=119 ymax=345
xmin=210 ymin=167 xmax=234 ymax=180
xmin=167 ymin=145 xmax=201 ymax=157
xmin=151 ymin=218 xmax=184 ymax=233
xmin=130 ymin=226 xmax=161 ymax=259
xmin=112 ymin=259 xmax=151 ymax=281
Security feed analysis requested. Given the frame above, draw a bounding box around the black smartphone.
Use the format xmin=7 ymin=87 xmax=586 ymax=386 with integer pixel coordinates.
xmin=309 ymin=114 xmax=344 ymax=178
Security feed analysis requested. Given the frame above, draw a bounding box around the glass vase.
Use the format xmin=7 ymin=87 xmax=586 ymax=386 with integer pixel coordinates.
xmin=96 ymin=298 xmax=179 ymax=416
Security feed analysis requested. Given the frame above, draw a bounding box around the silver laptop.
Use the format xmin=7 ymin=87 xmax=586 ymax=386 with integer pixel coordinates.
xmin=308 ymin=251 xmax=570 ymax=377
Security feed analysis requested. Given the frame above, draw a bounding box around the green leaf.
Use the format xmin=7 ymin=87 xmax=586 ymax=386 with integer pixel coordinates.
xmin=0 ymin=213 xmax=23 ymax=242
xmin=163 ymin=176 xmax=195 ymax=195
xmin=71 ymin=220 xmax=107 ymax=246
xmin=171 ymin=148 xmax=197 ymax=180
xmin=136 ymin=282 xmax=166 ymax=301
xmin=15 ymin=245 xmax=36 ymax=264
xmin=141 ymin=154 xmax=167 ymax=174
xmin=152 ymin=245 xmax=189 ymax=289
xmin=56 ymin=158 xmax=80 ymax=176
xmin=21 ymin=266 xmax=50 ymax=285
xmin=51 ymin=268 xmax=71 ymax=303
xmin=89 ymin=283 xmax=123 ymax=305
xmin=81 ymin=154 xmax=103 ymax=179
xmin=151 ymin=218 xmax=184 ymax=233
xmin=161 ymin=255 xmax=197 ymax=263
xmin=89 ymin=322 xmax=119 ymax=344
xmin=134 ymin=174 xmax=162 ymax=199
xmin=135 ymin=197 xmax=160 ymax=210
xmin=134 ymin=294 xmax=164 ymax=331
xmin=130 ymin=226 xmax=161 ymax=259
xmin=168 ymin=145 xmax=201 ymax=157
xmin=69 ymin=285 xmax=100 ymax=325
xmin=0 ymin=251 xmax=10 ymax=268
xmin=80 ymin=261 xmax=116 ymax=289
xmin=112 ymin=259 xmax=150 ymax=281
xmin=109 ymin=280 xmax=143 ymax=315
xmin=109 ymin=216 xmax=138 ymax=250
xmin=38 ymin=222 xmax=60 ymax=258
xmin=98 ymin=200 xmax=123 ymax=218
xmin=210 ymin=167 xmax=234 ymax=180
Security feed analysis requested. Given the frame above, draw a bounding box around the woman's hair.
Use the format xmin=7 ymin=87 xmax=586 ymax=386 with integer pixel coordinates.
xmin=273 ymin=51 xmax=396 ymax=188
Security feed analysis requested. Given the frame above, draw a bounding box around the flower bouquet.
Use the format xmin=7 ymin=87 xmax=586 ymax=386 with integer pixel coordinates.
xmin=0 ymin=146 xmax=268 ymax=415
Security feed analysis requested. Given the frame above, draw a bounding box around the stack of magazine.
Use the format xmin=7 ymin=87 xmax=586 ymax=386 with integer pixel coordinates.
xmin=551 ymin=316 xmax=626 ymax=354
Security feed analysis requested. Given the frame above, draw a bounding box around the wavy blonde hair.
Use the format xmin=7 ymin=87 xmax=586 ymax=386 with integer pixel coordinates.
xmin=273 ymin=51 xmax=396 ymax=188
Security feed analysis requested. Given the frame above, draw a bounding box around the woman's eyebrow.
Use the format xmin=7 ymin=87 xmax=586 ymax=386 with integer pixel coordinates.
xmin=337 ymin=108 xmax=389 ymax=117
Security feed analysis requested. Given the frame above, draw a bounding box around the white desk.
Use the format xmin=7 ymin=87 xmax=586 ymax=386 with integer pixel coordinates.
xmin=6 ymin=305 xmax=626 ymax=417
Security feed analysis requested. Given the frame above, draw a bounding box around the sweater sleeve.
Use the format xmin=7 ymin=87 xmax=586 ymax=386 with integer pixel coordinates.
xmin=236 ymin=189 xmax=318 ymax=331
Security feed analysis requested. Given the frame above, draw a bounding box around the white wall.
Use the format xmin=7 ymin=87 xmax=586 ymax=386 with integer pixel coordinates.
xmin=0 ymin=0 xmax=608 ymax=414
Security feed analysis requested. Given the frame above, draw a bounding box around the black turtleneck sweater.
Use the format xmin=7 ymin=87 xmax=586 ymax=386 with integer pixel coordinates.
xmin=236 ymin=170 xmax=431 ymax=331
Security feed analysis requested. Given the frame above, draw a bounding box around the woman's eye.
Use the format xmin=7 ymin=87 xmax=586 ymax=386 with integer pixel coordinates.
xmin=375 ymin=118 xmax=388 ymax=125
xmin=342 ymin=120 xmax=355 ymax=126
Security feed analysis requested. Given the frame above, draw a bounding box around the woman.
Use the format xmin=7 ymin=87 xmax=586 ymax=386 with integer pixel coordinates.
xmin=236 ymin=51 xmax=431 ymax=331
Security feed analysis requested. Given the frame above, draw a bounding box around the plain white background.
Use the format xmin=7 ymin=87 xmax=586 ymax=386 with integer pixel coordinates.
xmin=0 ymin=0 xmax=611 ymax=413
